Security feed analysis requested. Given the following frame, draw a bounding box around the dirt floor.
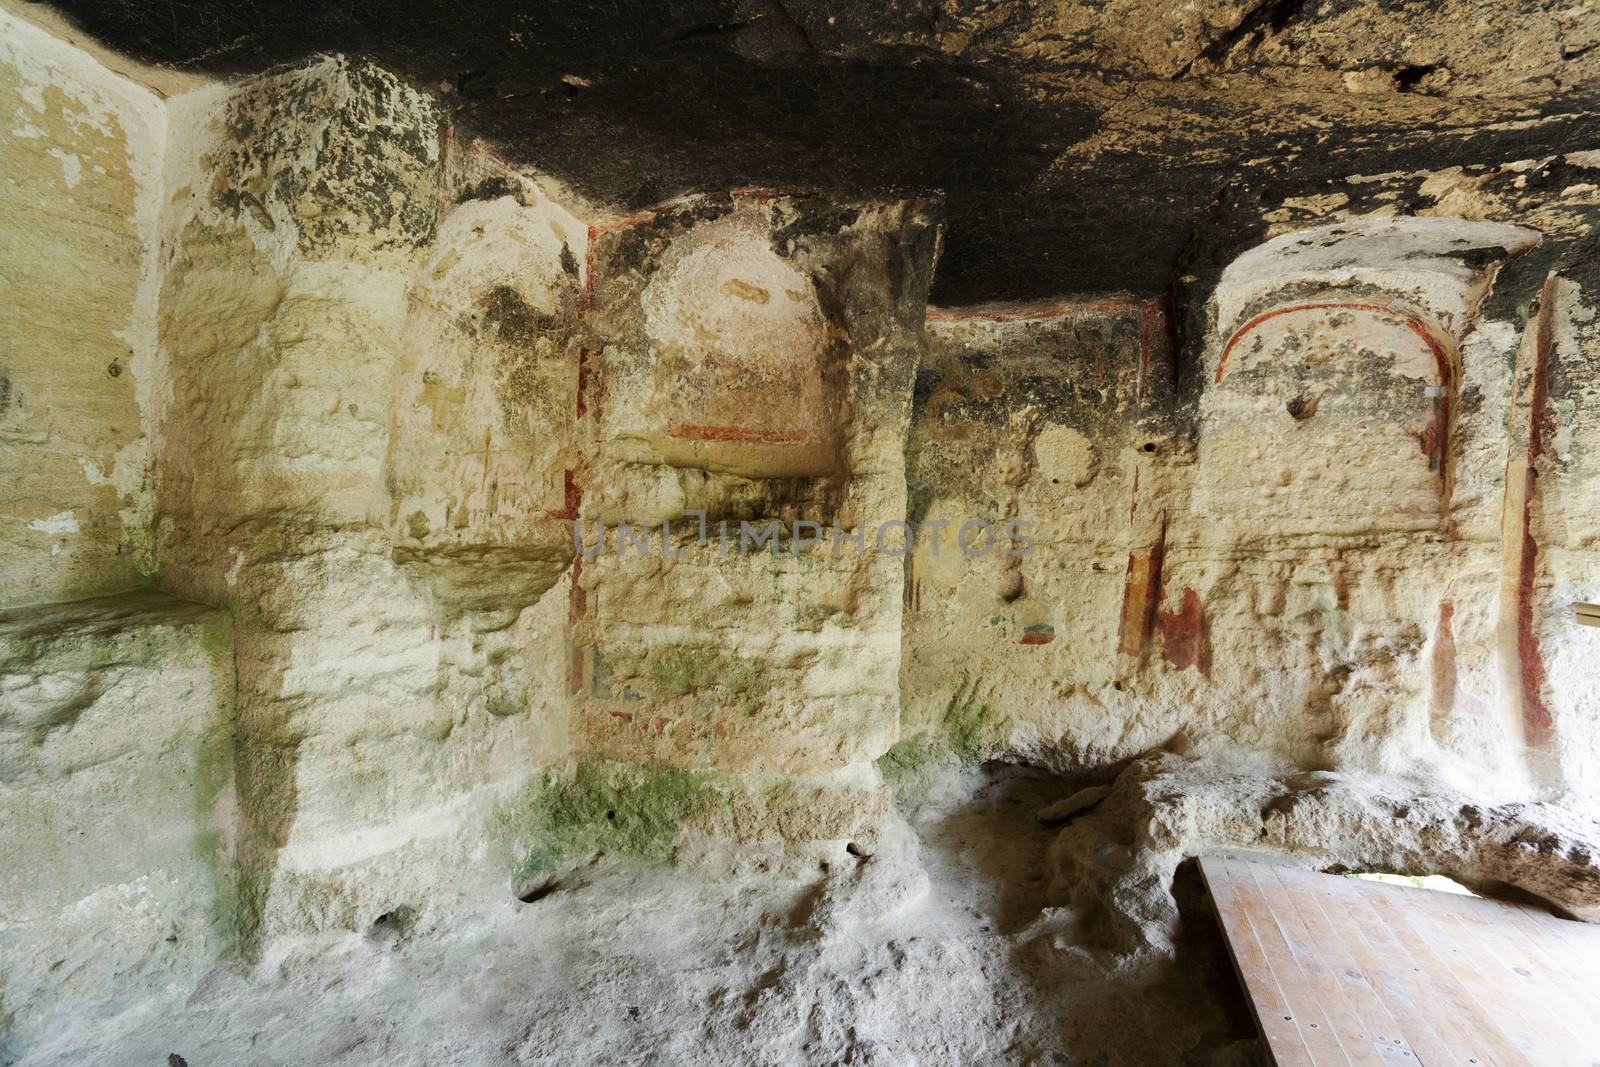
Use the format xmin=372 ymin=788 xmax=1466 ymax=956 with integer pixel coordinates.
xmin=6 ymin=765 xmax=1258 ymax=1067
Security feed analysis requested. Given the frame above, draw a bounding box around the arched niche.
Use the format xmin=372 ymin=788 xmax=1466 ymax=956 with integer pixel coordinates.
xmin=1201 ymin=298 xmax=1455 ymax=533
xmin=633 ymin=206 xmax=844 ymax=480
xmin=1196 ymin=218 xmax=1539 ymax=537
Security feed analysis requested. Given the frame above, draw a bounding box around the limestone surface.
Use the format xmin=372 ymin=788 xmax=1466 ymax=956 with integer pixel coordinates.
xmin=0 ymin=592 xmax=234 ymax=1032
xmin=4 ymin=1 xmax=1600 ymax=1062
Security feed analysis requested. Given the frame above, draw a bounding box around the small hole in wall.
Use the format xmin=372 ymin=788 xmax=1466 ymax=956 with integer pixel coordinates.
xmin=845 ymin=842 xmax=870 ymax=861
xmin=605 ymin=810 xmax=616 ymax=821
xmin=1141 ymin=442 xmax=1156 ymax=453
xmin=366 ymin=904 xmax=416 ymax=941
xmin=517 ymin=881 xmax=558 ymax=904
xmin=1393 ymin=63 xmax=1440 ymax=92
xmin=1286 ymin=393 xmax=1320 ymax=421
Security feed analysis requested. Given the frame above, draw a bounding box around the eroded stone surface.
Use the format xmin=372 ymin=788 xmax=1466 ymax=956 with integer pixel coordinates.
xmin=1048 ymin=752 xmax=1600 ymax=962
xmin=2 ymin=8 xmax=1600 ymax=1063
xmin=0 ymin=591 xmax=234 ymax=1029
xmin=0 ymin=8 xmax=162 ymax=606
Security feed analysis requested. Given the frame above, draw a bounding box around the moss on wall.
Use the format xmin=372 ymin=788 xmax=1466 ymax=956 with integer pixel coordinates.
xmin=650 ymin=644 xmax=772 ymax=714
xmin=878 ymin=674 xmax=1002 ymax=805
xmin=509 ymin=762 xmax=717 ymax=889
xmin=190 ymin=611 xmax=241 ymax=957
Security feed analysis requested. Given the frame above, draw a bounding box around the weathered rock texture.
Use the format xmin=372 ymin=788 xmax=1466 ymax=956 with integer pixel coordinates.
xmin=4 ymin=0 xmax=1600 ymax=1061
xmin=0 ymin=10 xmax=161 ymax=606
xmin=898 ymin=209 xmax=1600 ymax=819
xmin=0 ymin=592 xmax=234 ymax=1030
xmin=1047 ymin=752 xmax=1600 ymax=962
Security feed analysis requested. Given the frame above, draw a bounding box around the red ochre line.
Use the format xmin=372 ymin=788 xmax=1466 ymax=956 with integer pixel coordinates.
xmin=1019 ymin=632 xmax=1055 ymax=645
xmin=1516 ymin=277 xmax=1558 ymax=750
xmin=1216 ymin=301 xmax=1450 ymax=385
xmin=1214 ymin=300 xmax=1454 ymax=481
xmin=667 ymin=423 xmax=810 ymax=443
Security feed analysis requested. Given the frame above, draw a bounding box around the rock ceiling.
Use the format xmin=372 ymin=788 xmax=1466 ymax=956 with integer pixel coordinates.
xmin=38 ymin=0 xmax=1600 ymax=302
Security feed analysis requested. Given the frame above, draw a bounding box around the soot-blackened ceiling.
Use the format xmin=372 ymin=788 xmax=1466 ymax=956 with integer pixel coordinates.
xmin=35 ymin=0 xmax=1600 ymax=304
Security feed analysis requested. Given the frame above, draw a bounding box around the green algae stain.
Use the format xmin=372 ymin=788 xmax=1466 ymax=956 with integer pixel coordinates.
xmin=191 ymin=612 xmax=242 ymax=956
xmin=877 ymin=673 xmax=1002 ymax=807
xmin=651 ymin=644 xmax=771 ymax=714
xmin=510 ymin=763 xmax=717 ymax=889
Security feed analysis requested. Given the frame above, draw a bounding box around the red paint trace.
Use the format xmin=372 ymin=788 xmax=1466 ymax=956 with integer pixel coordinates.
xmin=1514 ymin=279 xmax=1558 ymax=750
xmin=1216 ymin=301 xmax=1448 ymax=383
xmin=1019 ymin=632 xmax=1055 ymax=646
xmin=668 ymin=424 xmax=810 ymax=443
xmin=546 ymin=468 xmax=581 ymax=521
xmin=1157 ymin=587 xmax=1208 ymax=675
xmin=1118 ymin=519 xmax=1168 ymax=657
xmin=1216 ymin=300 xmax=1454 ymax=480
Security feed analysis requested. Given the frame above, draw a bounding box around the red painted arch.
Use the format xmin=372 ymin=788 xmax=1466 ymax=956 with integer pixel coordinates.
xmin=1216 ymin=301 xmax=1451 ymax=385
xmin=1214 ymin=300 xmax=1454 ymax=479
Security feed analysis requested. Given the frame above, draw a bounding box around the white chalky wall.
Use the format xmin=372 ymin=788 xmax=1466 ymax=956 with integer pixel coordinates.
xmin=2 ymin=9 xmax=1600 ymax=1035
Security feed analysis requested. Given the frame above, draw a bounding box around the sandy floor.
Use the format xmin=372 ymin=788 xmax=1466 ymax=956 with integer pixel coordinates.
xmin=9 ymin=766 xmax=1255 ymax=1067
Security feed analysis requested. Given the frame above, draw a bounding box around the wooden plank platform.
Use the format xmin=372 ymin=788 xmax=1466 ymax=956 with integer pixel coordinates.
xmin=1200 ymin=856 xmax=1600 ymax=1067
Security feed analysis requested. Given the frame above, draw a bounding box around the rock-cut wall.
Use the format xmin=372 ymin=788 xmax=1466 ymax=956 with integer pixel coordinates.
xmin=3 ymin=7 xmax=1600 ymax=1036
xmin=897 ymin=203 xmax=1600 ymax=814
xmin=0 ymin=8 xmax=163 ymax=606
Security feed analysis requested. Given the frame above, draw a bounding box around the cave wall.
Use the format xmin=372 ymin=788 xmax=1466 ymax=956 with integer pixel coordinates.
xmin=3 ymin=6 xmax=1600 ymax=1017
xmin=151 ymin=60 xmax=581 ymax=949
xmin=894 ymin=178 xmax=1600 ymax=811
xmin=901 ymin=299 xmax=1166 ymax=763
xmin=0 ymin=7 xmax=162 ymax=606
xmin=0 ymin=593 xmax=234 ymax=1027
xmin=1186 ymin=173 xmax=1600 ymax=806
xmin=564 ymin=191 xmax=938 ymax=844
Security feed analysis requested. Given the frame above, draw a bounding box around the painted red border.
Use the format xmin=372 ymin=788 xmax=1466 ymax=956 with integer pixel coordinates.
xmin=1215 ymin=300 xmax=1453 ymax=479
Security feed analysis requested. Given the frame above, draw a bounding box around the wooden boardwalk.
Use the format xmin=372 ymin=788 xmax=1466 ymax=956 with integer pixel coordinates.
xmin=1199 ymin=856 xmax=1600 ymax=1066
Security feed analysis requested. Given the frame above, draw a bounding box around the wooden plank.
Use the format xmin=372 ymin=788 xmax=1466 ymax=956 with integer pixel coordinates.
xmin=1354 ymin=874 xmax=1600 ymax=1064
xmin=1506 ymin=902 xmax=1600 ymax=993
xmin=1276 ymin=867 xmax=1462 ymax=1066
xmin=1318 ymin=872 xmax=1505 ymax=1067
xmin=1201 ymin=859 xmax=1319 ymax=1067
xmin=1201 ymin=859 xmax=1600 ymax=1067
xmin=1385 ymin=887 xmax=1558 ymax=1061
xmin=1211 ymin=858 xmax=1356 ymax=1066
xmin=1483 ymin=899 xmax=1600 ymax=1013
xmin=1360 ymin=887 xmax=1538 ymax=1066
xmin=1251 ymin=865 xmax=1395 ymax=1065
xmin=1455 ymin=908 xmax=1594 ymax=1062
xmin=1417 ymin=892 xmax=1600 ymax=1064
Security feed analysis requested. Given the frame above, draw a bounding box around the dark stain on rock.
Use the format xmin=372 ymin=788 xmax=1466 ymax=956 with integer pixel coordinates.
xmin=209 ymin=58 xmax=439 ymax=256
xmin=456 ymin=175 xmax=522 ymax=204
xmin=599 ymin=194 xmax=736 ymax=284
xmin=39 ymin=0 xmax=1600 ymax=304
xmin=770 ymin=201 xmax=860 ymax=258
xmin=480 ymin=285 xmax=555 ymax=346
xmin=1285 ymin=391 xmax=1320 ymax=420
